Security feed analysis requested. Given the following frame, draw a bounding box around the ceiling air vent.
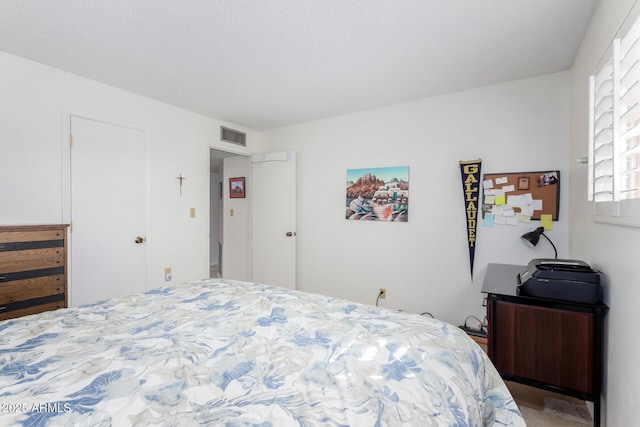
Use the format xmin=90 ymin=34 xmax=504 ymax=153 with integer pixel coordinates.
xmin=220 ymin=126 xmax=246 ymax=146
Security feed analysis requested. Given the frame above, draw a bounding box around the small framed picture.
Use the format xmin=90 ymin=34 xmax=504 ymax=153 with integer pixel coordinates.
xmin=518 ymin=176 xmax=530 ymax=190
xmin=229 ymin=177 xmax=246 ymax=198
xmin=537 ymin=171 xmax=559 ymax=187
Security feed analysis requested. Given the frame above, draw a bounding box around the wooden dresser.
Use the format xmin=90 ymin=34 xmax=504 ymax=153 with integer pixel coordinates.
xmin=0 ymin=224 xmax=68 ymax=320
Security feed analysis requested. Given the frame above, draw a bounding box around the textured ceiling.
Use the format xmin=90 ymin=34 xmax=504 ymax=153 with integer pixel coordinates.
xmin=0 ymin=0 xmax=598 ymax=131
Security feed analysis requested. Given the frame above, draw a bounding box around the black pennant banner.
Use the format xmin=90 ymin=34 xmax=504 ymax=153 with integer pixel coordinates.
xmin=459 ymin=159 xmax=482 ymax=278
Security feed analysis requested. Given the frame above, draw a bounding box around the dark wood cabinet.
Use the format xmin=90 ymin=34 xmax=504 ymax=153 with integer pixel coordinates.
xmin=483 ymin=263 xmax=607 ymax=427
xmin=0 ymin=224 xmax=68 ymax=320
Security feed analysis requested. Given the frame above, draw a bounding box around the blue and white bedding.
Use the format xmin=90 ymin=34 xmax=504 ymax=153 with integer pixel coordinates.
xmin=0 ymin=279 xmax=524 ymax=426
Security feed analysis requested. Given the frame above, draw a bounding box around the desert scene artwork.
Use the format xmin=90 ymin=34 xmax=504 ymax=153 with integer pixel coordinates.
xmin=346 ymin=166 xmax=409 ymax=222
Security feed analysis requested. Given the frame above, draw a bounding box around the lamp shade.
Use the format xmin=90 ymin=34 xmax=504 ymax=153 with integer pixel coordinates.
xmin=520 ymin=226 xmax=557 ymax=258
xmin=521 ymin=227 xmax=544 ymax=248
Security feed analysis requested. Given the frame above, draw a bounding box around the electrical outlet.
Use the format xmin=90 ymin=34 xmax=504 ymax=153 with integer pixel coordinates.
xmin=379 ymin=288 xmax=386 ymax=299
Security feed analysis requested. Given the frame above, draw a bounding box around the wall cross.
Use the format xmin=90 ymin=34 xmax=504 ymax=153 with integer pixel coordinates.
xmin=176 ymin=173 xmax=186 ymax=196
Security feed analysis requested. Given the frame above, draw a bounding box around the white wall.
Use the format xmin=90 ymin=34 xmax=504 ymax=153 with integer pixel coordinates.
xmin=570 ymin=0 xmax=640 ymax=425
xmin=0 ymin=51 xmax=258 ymax=294
xmin=259 ymin=72 xmax=570 ymax=325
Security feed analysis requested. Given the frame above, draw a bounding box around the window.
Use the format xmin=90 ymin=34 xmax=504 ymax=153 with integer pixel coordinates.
xmin=589 ymin=10 xmax=640 ymax=227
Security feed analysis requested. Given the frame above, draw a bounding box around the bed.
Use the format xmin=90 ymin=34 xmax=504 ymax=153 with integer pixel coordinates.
xmin=0 ymin=279 xmax=525 ymax=426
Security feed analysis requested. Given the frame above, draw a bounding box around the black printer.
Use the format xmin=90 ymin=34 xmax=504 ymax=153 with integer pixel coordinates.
xmin=517 ymin=259 xmax=601 ymax=304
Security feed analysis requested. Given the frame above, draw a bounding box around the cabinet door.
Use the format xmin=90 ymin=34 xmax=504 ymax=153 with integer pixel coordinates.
xmin=493 ymin=301 xmax=594 ymax=394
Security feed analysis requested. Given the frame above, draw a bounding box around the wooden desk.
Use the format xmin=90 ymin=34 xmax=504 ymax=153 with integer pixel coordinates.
xmin=482 ymin=263 xmax=608 ymax=427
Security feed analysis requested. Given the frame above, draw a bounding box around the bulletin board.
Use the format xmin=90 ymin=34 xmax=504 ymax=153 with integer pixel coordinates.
xmin=482 ymin=170 xmax=560 ymax=221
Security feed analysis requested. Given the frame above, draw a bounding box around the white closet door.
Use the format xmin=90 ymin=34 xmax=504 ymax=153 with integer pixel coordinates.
xmin=70 ymin=116 xmax=147 ymax=306
xmin=251 ymin=151 xmax=296 ymax=289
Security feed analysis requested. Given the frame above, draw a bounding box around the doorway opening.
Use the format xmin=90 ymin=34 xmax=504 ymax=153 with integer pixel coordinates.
xmin=210 ymin=148 xmax=296 ymax=287
xmin=209 ymin=148 xmax=240 ymax=278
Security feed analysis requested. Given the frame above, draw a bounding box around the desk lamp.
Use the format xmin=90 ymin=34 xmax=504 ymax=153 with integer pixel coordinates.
xmin=521 ymin=226 xmax=557 ymax=259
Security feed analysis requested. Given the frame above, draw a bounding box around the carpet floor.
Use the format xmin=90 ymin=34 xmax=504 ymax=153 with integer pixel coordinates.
xmin=508 ymin=381 xmax=593 ymax=426
xmin=210 ymin=264 xmax=221 ymax=278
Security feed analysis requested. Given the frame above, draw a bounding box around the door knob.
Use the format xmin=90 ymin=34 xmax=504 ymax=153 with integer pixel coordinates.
xmin=134 ymin=236 xmax=146 ymax=244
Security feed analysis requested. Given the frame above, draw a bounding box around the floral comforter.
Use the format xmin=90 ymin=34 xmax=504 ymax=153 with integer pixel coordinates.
xmin=0 ymin=279 xmax=524 ymax=426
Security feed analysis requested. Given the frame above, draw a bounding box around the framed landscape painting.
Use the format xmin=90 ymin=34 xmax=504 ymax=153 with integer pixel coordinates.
xmin=346 ymin=166 xmax=409 ymax=221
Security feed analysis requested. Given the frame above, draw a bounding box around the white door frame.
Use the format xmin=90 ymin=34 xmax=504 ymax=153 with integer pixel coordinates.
xmin=61 ymin=109 xmax=151 ymax=304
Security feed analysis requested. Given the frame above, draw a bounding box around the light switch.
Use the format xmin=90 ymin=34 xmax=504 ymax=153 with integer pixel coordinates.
xmin=190 ymin=207 xmax=196 ymax=218
xmin=164 ymin=267 xmax=172 ymax=282
xmin=230 ymin=209 xmax=234 ymax=216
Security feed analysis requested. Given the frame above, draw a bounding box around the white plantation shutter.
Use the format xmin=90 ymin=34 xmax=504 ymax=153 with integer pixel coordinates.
xmin=619 ymin=21 xmax=640 ymax=201
xmin=590 ymin=58 xmax=615 ymax=202
xmin=589 ymin=11 xmax=640 ymax=226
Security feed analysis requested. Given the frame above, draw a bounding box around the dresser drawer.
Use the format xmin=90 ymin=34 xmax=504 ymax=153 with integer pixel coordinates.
xmin=0 ymin=299 xmax=66 ymax=321
xmin=0 ymin=274 xmax=66 ymax=303
xmin=0 ymin=248 xmax=65 ymax=273
xmin=0 ymin=229 xmax=66 ymax=245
